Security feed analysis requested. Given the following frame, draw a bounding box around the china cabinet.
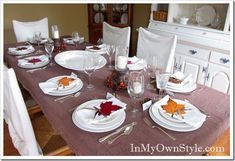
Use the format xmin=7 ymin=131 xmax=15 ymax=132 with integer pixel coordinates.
xmin=88 ymin=4 xmax=133 ymax=44
xmin=148 ymin=3 xmax=231 ymax=94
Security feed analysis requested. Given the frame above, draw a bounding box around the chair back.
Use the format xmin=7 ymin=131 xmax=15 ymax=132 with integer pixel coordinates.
xmin=103 ymin=22 xmax=131 ymax=49
xmin=137 ymin=27 xmax=177 ymax=73
xmin=12 ymin=17 xmax=49 ymax=42
xmin=4 ymin=67 xmax=41 ymax=155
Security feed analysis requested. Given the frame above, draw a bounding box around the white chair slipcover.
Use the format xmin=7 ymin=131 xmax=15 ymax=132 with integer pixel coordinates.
xmin=103 ymin=22 xmax=131 ymax=49
xmin=12 ymin=17 xmax=49 ymax=42
xmin=4 ymin=67 xmax=42 ymax=155
xmin=136 ymin=27 xmax=177 ymax=73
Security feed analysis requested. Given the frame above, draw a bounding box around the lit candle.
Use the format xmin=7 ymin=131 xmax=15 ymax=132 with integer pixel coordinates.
xmin=117 ymin=56 xmax=127 ymax=70
xmin=133 ymin=82 xmax=142 ymax=94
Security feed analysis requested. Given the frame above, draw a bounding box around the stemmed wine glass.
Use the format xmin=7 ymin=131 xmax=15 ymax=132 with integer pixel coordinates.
xmin=106 ymin=44 xmax=116 ymax=69
xmin=72 ymin=32 xmax=80 ymax=46
xmin=34 ymin=31 xmax=43 ymax=54
xmin=146 ymin=56 xmax=158 ymax=89
xmin=127 ymin=71 xmax=145 ymax=116
xmin=44 ymin=39 xmax=55 ymax=66
xmin=156 ymin=72 xmax=170 ymax=98
xmin=83 ymin=54 xmax=99 ymax=89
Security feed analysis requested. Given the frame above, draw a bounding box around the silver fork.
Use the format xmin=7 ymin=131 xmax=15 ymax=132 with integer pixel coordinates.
xmin=54 ymin=91 xmax=81 ymax=103
xmin=143 ymin=117 xmax=176 ymax=141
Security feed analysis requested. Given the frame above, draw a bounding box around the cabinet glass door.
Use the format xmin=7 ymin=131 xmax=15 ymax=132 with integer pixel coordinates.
xmin=92 ymin=4 xmax=108 ymax=24
xmin=111 ymin=4 xmax=129 ymax=25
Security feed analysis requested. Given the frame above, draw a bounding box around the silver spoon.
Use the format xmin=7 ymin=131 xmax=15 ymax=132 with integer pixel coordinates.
xmin=108 ymin=126 xmax=133 ymax=144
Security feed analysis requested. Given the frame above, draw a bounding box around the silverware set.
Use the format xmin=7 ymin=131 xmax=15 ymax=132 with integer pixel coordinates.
xmin=99 ymin=122 xmax=137 ymax=144
xmin=54 ymin=91 xmax=81 ymax=103
xmin=26 ymin=66 xmax=47 ymax=73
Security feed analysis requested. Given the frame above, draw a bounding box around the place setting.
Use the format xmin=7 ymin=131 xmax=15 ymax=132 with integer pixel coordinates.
xmin=63 ymin=32 xmax=85 ymax=46
xmin=8 ymin=44 xmax=35 ymax=56
xmin=149 ymin=95 xmax=207 ymax=133
xmin=39 ymin=72 xmax=83 ymax=102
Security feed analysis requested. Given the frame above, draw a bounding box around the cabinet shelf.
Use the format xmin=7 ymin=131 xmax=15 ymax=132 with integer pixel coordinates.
xmin=88 ymin=4 xmax=133 ymax=44
xmin=151 ymin=3 xmax=230 ymax=32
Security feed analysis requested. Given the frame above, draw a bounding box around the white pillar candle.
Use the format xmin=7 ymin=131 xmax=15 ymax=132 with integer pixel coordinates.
xmin=117 ymin=56 xmax=127 ymax=70
xmin=133 ymin=82 xmax=142 ymax=94
xmin=53 ymin=30 xmax=59 ymax=39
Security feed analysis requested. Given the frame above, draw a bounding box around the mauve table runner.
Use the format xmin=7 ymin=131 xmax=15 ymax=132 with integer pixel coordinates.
xmin=4 ymin=42 xmax=230 ymax=156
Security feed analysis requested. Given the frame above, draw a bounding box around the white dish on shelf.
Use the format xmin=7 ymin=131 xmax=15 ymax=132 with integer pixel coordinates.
xmin=122 ymin=4 xmax=128 ymax=11
xmin=121 ymin=13 xmax=128 ymax=24
xmin=196 ymin=5 xmax=216 ymax=26
xmin=93 ymin=4 xmax=99 ymax=11
xmin=94 ymin=12 xmax=104 ymax=24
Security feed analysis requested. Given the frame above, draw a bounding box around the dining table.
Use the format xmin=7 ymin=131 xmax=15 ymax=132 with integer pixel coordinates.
xmin=3 ymin=40 xmax=230 ymax=156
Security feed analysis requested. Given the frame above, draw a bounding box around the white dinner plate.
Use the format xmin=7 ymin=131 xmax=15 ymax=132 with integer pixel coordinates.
xmin=166 ymin=82 xmax=197 ymax=93
xmin=153 ymin=98 xmax=200 ymax=124
xmin=54 ymin=50 xmax=106 ymax=71
xmin=196 ymin=5 xmax=216 ymax=26
xmin=72 ymin=99 xmax=126 ymax=133
xmin=121 ymin=13 xmax=128 ymax=24
xmin=151 ymin=105 xmax=192 ymax=128
xmin=17 ymin=55 xmax=49 ymax=69
xmin=45 ymin=75 xmax=83 ymax=96
xmin=8 ymin=45 xmax=35 ymax=56
xmin=149 ymin=105 xmax=203 ymax=132
xmin=122 ymin=4 xmax=128 ymax=11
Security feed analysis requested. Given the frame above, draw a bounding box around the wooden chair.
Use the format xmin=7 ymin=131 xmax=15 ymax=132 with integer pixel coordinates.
xmin=3 ymin=67 xmax=73 ymax=156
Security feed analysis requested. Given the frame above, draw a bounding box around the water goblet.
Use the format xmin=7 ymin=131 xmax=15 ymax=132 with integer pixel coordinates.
xmin=83 ymin=54 xmax=99 ymax=89
xmin=106 ymin=45 xmax=115 ymax=69
xmin=146 ymin=56 xmax=158 ymax=89
xmin=34 ymin=31 xmax=43 ymax=54
xmin=97 ymin=38 xmax=103 ymax=45
xmin=127 ymin=71 xmax=145 ymax=116
xmin=44 ymin=39 xmax=55 ymax=66
xmin=156 ymin=72 xmax=171 ymax=98
xmin=72 ymin=32 xmax=80 ymax=46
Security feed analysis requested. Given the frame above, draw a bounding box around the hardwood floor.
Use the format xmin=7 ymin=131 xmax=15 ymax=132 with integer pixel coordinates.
xmin=4 ymin=121 xmax=20 ymax=156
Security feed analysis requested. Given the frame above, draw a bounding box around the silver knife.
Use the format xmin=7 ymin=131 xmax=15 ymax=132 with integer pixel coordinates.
xmin=98 ymin=121 xmax=137 ymax=143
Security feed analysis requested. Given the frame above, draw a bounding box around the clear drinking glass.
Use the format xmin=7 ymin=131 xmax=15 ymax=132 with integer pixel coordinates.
xmin=156 ymin=73 xmax=170 ymax=98
xmin=106 ymin=44 xmax=115 ymax=69
xmin=44 ymin=39 xmax=55 ymax=66
xmin=127 ymin=71 xmax=145 ymax=116
xmin=34 ymin=31 xmax=43 ymax=54
xmin=72 ymin=32 xmax=80 ymax=46
xmin=97 ymin=38 xmax=103 ymax=45
xmin=83 ymin=54 xmax=98 ymax=89
xmin=146 ymin=56 xmax=158 ymax=89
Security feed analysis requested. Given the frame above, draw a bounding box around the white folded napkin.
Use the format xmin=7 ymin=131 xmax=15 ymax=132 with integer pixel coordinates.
xmin=168 ymin=72 xmax=193 ymax=87
xmin=127 ymin=56 xmax=147 ymax=70
xmin=39 ymin=73 xmax=78 ymax=94
xmin=157 ymin=95 xmax=206 ymax=127
xmin=8 ymin=45 xmax=34 ymax=55
xmin=82 ymin=94 xmax=127 ymax=124
xmin=86 ymin=44 xmax=107 ymax=53
xmin=18 ymin=55 xmax=48 ymax=66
